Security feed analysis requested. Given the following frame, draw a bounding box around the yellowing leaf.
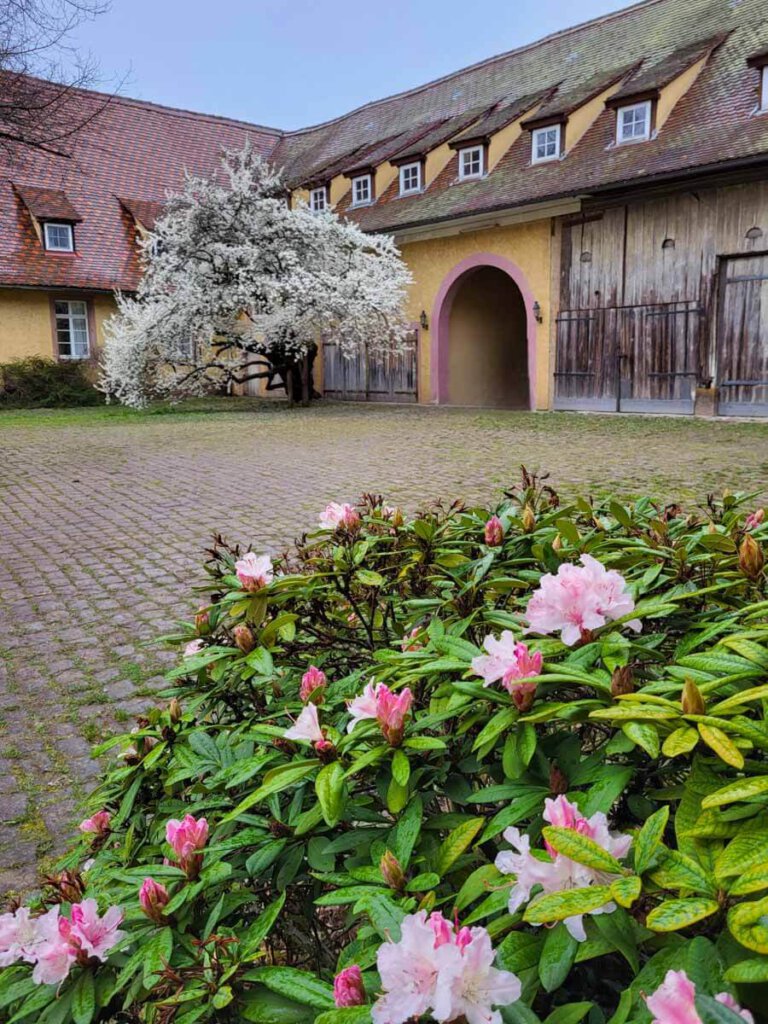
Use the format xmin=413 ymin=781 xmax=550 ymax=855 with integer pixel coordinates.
xmin=662 ymin=726 xmax=699 ymax=757
xmin=729 ymin=862 xmax=768 ymax=897
xmin=634 ymin=806 xmax=669 ymax=875
xmin=622 ymin=721 xmax=660 ymax=758
xmin=610 ymin=875 xmax=642 ymax=908
xmin=710 ymin=683 xmax=768 ymax=715
xmin=697 ymin=724 xmax=744 ymax=769
xmin=701 ymin=776 xmax=768 ymax=810
xmin=646 ymin=897 xmax=720 ymax=932
xmin=524 ymin=886 xmax=613 ymax=925
xmin=728 ymin=896 xmax=768 ymax=954
xmin=542 ymin=827 xmax=626 ymax=875
xmin=436 ymin=818 xmax=485 ymax=877
xmin=724 ymin=958 xmax=768 ymax=983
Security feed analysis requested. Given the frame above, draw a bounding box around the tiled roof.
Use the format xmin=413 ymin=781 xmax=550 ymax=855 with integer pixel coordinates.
xmin=521 ymin=65 xmax=640 ymax=127
xmin=13 ymin=184 xmax=82 ymax=222
xmin=117 ymin=196 xmax=165 ymax=231
xmin=0 ymin=86 xmax=280 ymax=291
xmin=1 ymin=0 xmax=767 ymax=290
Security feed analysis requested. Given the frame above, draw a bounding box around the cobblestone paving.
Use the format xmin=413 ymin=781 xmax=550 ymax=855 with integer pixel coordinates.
xmin=2 ymin=401 xmax=768 ymax=895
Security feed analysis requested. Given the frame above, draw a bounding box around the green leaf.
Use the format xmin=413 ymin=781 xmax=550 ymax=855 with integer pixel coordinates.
xmin=356 ymin=569 xmax=385 ymax=587
xmin=702 ymin=776 xmax=768 ymax=809
xmin=524 ymin=886 xmax=613 ymax=925
xmin=391 ymin=749 xmax=410 ymax=787
xmin=389 ymin=796 xmax=422 ymax=868
xmin=436 ymin=817 xmax=484 ymax=876
xmin=472 ymin=707 xmax=518 ymax=753
xmin=544 ymin=1004 xmax=593 ymax=1024
xmin=246 ymin=840 xmax=287 ymax=877
xmin=241 ymin=893 xmax=287 ymax=957
xmin=212 ymin=986 xmax=234 ymax=1009
xmin=71 ymin=971 xmax=96 ymax=1024
xmin=315 ymin=1010 xmax=373 ymax=1024
xmin=243 ymin=968 xmax=334 ymax=1010
xmin=538 ymin=922 xmax=577 ymax=992
xmin=542 ymin=826 xmax=626 ymax=874
xmin=143 ymin=926 xmax=173 ymax=985
xmin=724 ymin=957 xmax=768 ymax=983
xmin=315 ymin=762 xmax=346 ymax=827
xmin=495 ymin=931 xmax=544 ymax=974
xmin=403 ymin=736 xmax=447 ymax=751
xmin=727 ymin=895 xmax=768 ymax=953
xmin=694 ymin=994 xmax=751 ymax=1024
xmin=622 ymin=721 xmax=660 ymax=758
xmin=223 ymin=761 xmax=319 ymax=821
xmin=455 ymin=864 xmax=503 ymax=911
xmin=357 ymin=892 xmax=405 ymax=941
xmin=594 ymin=908 xmax=639 ymax=972
xmin=634 ymin=805 xmax=669 ymax=874
xmin=386 ymin=776 xmax=409 ymax=815
xmin=241 ymin=984 xmax=315 ymax=1023
xmin=579 ymin=768 xmax=633 ymax=816
xmin=646 ymin=898 xmax=720 ymax=932
xmin=662 ymin=726 xmax=700 ymax=757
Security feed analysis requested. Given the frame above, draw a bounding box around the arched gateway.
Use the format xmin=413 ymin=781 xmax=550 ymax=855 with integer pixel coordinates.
xmin=430 ymin=253 xmax=537 ymax=409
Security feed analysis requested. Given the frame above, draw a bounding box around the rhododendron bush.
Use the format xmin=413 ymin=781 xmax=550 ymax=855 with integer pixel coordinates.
xmin=3 ymin=473 xmax=768 ymax=1024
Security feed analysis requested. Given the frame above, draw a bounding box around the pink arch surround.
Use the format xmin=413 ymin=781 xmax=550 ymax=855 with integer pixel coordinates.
xmin=430 ymin=252 xmax=537 ymax=409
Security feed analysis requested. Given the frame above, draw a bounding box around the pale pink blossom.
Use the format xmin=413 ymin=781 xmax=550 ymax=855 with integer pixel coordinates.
xmin=166 ymin=814 xmax=209 ymax=876
xmin=495 ymin=795 xmax=632 ymax=941
xmin=139 ymin=877 xmax=170 ymax=922
xmin=373 ymin=911 xmax=520 ymax=1024
xmin=525 ymin=554 xmax=640 ymax=646
xmin=471 ymin=631 xmax=543 ymax=696
xmin=79 ymin=810 xmax=111 ymax=836
xmin=184 ymin=639 xmax=204 ymax=658
xmin=31 ymin=910 xmax=76 ymax=986
xmin=68 ymin=899 xmax=125 ymax=960
xmin=284 ymin=702 xmax=324 ymax=744
xmin=234 ymin=552 xmax=274 ymax=592
xmin=484 ymin=515 xmax=504 ymax=547
xmin=432 ymin=927 xmax=522 ymax=1024
xmin=645 ymin=970 xmax=753 ymax=1024
xmin=0 ymin=906 xmax=44 ymax=967
xmin=334 ymin=964 xmax=366 ymax=1007
xmin=300 ymin=665 xmax=327 ymax=703
xmin=320 ymin=502 xmax=360 ymax=531
xmin=746 ymin=508 xmax=765 ymax=531
xmin=347 ymin=682 xmax=412 ymax=745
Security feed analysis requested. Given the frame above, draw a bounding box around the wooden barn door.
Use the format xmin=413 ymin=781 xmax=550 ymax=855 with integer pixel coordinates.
xmin=553 ymin=309 xmax=618 ymax=411
xmin=322 ymin=332 xmax=418 ymax=403
xmin=717 ymin=254 xmax=768 ymax=416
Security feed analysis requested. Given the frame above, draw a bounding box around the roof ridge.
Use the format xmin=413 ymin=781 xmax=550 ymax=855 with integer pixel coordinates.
xmin=0 ymin=70 xmax=284 ymax=136
xmin=281 ymin=0 xmax=669 ymax=138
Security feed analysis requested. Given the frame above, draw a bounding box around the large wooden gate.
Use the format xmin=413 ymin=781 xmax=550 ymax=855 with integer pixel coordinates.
xmin=716 ymin=254 xmax=768 ymax=417
xmin=322 ymin=333 xmax=418 ymax=403
xmin=554 ymin=301 xmax=702 ymax=414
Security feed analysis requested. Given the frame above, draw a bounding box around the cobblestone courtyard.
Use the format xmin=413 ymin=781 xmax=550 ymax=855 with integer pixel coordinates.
xmin=2 ymin=399 xmax=768 ymax=894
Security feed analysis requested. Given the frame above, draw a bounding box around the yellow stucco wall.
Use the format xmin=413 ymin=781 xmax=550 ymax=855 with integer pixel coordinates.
xmin=399 ymin=217 xmax=553 ymax=409
xmin=0 ymin=289 xmax=116 ymax=364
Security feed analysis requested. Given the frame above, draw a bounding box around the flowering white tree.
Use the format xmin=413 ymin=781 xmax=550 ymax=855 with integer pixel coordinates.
xmin=100 ymin=145 xmax=412 ymax=407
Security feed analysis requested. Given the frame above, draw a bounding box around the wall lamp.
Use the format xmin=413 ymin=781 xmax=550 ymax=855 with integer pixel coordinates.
xmin=419 ymin=310 xmax=429 ymax=330
xmin=533 ymin=301 xmax=543 ymax=323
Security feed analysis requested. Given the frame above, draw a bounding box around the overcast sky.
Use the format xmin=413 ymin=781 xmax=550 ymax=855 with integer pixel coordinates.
xmin=74 ymin=0 xmax=633 ymax=130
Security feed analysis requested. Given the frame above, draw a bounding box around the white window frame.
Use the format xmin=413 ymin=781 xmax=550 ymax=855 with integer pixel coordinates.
xmin=616 ymin=101 xmax=652 ymax=144
xmin=44 ymin=221 xmax=74 ymax=252
xmin=54 ymin=300 xmax=90 ymax=360
xmin=531 ymin=125 xmax=561 ymax=164
xmin=351 ymin=174 xmax=373 ymax=207
xmin=458 ymin=146 xmax=484 ymax=181
xmin=399 ymin=162 xmax=422 ymax=196
xmin=761 ymin=66 xmax=768 ymax=112
xmin=309 ymin=186 xmax=327 ymax=213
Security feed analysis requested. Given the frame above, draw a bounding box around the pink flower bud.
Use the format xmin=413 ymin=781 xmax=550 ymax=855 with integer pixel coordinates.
xmin=511 ymin=681 xmax=537 ymax=712
xmin=484 ymin=515 xmax=504 ymax=547
xmin=333 ymin=965 xmax=366 ymax=1007
xmin=139 ymin=877 xmax=169 ymax=922
xmin=79 ymin=811 xmax=111 ymax=837
xmin=165 ymin=814 xmax=208 ymax=878
xmin=300 ymin=665 xmax=327 ymax=703
xmin=195 ymin=606 xmax=210 ymax=633
xmin=746 ymin=508 xmax=765 ymax=531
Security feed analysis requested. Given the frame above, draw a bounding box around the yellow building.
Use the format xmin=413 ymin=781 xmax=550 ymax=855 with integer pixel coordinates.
xmin=2 ymin=0 xmax=768 ymax=415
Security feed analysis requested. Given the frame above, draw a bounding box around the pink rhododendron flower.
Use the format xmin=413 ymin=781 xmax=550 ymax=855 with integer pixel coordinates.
xmin=234 ymin=552 xmax=274 ymax=592
xmin=495 ymin=795 xmax=632 ymax=941
xmin=525 ymin=553 xmax=641 ymax=646
xmin=484 ymin=515 xmax=505 ymax=547
xmin=372 ymin=911 xmax=520 ymax=1024
xmin=320 ymin=502 xmax=361 ymax=530
xmin=471 ymin=631 xmax=543 ymax=696
xmin=347 ymin=682 xmax=413 ymax=745
xmin=0 ymin=906 xmax=45 ymax=967
xmin=79 ymin=810 xmax=111 ymax=836
xmin=284 ymin=702 xmax=324 ymax=744
xmin=300 ymin=665 xmax=327 ymax=703
xmin=68 ymin=899 xmax=125 ymax=960
xmin=139 ymin=877 xmax=170 ymax=922
xmin=31 ymin=910 xmax=76 ymax=986
xmin=746 ymin=508 xmax=765 ymax=531
xmin=334 ymin=964 xmax=366 ymax=1007
xmin=184 ymin=639 xmax=204 ymax=658
xmin=166 ymin=814 xmax=208 ymax=876
xmin=645 ymin=970 xmax=753 ymax=1024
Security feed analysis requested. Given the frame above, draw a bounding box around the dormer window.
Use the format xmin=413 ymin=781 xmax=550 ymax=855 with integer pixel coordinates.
xmin=616 ymin=101 xmax=652 ymax=143
xmin=351 ymin=174 xmax=373 ymax=207
xmin=532 ymin=125 xmax=561 ymax=164
xmin=310 ymin=186 xmax=328 ymax=213
xmin=458 ymin=146 xmax=484 ymax=180
xmin=44 ymin=222 xmax=74 ymax=252
xmin=399 ymin=162 xmax=422 ymax=196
